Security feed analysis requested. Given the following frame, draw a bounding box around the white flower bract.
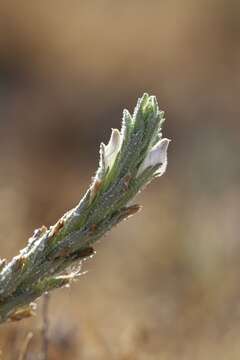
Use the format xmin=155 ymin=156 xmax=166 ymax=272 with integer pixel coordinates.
xmin=103 ymin=128 xmax=122 ymax=170
xmin=137 ymin=138 xmax=170 ymax=177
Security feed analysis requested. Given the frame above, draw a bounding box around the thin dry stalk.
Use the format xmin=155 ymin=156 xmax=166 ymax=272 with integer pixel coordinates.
xmin=18 ymin=332 xmax=33 ymax=360
xmin=41 ymin=294 xmax=50 ymax=360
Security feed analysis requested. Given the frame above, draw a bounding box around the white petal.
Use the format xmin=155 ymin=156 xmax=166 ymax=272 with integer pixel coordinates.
xmin=137 ymin=138 xmax=170 ymax=176
xmin=90 ymin=129 xmax=122 ymax=200
xmin=104 ymin=129 xmax=122 ymax=170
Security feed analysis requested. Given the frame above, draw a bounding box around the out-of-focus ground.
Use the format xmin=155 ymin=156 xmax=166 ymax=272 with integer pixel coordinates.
xmin=0 ymin=0 xmax=240 ymax=359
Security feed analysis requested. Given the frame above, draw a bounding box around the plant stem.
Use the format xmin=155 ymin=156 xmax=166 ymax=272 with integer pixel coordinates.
xmin=0 ymin=93 xmax=170 ymax=324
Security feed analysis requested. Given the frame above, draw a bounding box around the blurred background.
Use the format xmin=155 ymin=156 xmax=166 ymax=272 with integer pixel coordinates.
xmin=0 ymin=0 xmax=240 ymax=359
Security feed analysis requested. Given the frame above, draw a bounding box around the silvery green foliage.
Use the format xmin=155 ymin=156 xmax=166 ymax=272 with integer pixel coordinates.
xmin=0 ymin=93 xmax=170 ymax=324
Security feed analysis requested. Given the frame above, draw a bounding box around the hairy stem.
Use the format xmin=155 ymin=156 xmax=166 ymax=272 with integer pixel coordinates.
xmin=0 ymin=93 xmax=170 ymax=324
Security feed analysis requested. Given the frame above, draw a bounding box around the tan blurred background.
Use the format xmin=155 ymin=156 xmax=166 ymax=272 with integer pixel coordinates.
xmin=0 ymin=0 xmax=240 ymax=359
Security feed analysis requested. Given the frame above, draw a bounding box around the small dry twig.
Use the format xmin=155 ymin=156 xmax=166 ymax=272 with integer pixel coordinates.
xmin=18 ymin=332 xmax=33 ymax=360
xmin=41 ymin=293 xmax=50 ymax=360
